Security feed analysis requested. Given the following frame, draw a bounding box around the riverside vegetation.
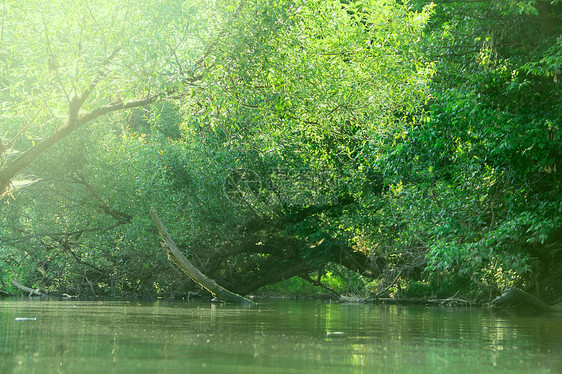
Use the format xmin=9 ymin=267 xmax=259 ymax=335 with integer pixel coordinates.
xmin=0 ymin=0 xmax=560 ymax=305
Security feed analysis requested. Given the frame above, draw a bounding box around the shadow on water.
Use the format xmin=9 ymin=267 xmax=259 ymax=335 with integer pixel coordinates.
xmin=1 ymin=298 xmax=561 ymax=373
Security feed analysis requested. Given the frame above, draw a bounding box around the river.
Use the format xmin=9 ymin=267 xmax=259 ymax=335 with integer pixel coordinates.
xmin=1 ymin=298 xmax=560 ymax=373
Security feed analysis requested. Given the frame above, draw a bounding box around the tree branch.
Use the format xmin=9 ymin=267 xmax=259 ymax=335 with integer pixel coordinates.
xmin=72 ymin=173 xmax=132 ymax=223
xmin=0 ymin=92 xmax=170 ymax=197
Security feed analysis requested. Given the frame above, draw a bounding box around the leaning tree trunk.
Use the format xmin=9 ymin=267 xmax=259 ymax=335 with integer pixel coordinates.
xmin=150 ymin=208 xmax=255 ymax=305
xmin=11 ymin=279 xmax=45 ymax=296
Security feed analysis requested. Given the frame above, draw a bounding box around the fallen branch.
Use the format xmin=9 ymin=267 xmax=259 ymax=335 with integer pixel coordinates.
xmin=339 ymin=295 xmax=368 ymax=303
xmin=370 ymin=297 xmax=429 ymax=304
xmin=428 ymin=297 xmax=476 ymax=307
xmin=0 ymin=289 xmax=13 ymax=297
xmin=150 ymin=208 xmax=255 ymax=305
xmin=11 ymin=279 xmax=45 ymax=297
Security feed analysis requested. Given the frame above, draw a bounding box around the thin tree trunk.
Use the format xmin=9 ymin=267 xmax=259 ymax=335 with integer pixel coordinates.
xmin=150 ymin=208 xmax=255 ymax=305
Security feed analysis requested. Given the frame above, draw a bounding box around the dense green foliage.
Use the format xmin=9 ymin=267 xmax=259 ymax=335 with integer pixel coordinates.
xmin=1 ymin=0 xmax=560 ymax=302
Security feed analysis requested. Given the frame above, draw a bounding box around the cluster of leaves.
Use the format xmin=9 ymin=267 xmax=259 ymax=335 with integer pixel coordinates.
xmin=371 ymin=0 xmax=562 ymax=300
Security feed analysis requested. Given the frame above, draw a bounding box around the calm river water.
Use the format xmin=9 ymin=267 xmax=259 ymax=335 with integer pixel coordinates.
xmin=0 ymin=298 xmax=561 ymax=373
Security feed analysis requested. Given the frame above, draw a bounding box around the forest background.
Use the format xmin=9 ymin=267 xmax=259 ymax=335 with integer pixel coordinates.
xmin=1 ymin=0 xmax=560 ymax=303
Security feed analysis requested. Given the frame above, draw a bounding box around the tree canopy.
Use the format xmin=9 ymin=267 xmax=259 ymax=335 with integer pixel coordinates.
xmin=1 ymin=0 xmax=560 ymax=302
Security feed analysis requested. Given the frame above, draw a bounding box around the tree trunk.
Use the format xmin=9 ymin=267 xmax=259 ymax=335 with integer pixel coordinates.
xmin=219 ymin=260 xmax=311 ymax=295
xmin=150 ymin=208 xmax=255 ymax=305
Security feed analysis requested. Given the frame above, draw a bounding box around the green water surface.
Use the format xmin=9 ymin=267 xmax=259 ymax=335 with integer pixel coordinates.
xmin=0 ymin=298 xmax=560 ymax=373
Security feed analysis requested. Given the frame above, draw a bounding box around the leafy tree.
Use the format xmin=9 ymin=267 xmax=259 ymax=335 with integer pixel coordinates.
xmin=167 ymin=0 xmax=435 ymax=294
xmin=382 ymin=0 xmax=562 ymax=299
xmin=6 ymin=0 xmax=558 ymax=301
xmin=1 ymin=0 xmax=436 ymax=297
xmin=0 ymin=0 xmax=211 ymax=197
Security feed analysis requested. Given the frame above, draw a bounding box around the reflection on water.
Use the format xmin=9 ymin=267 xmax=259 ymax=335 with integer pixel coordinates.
xmin=0 ymin=298 xmax=560 ymax=373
